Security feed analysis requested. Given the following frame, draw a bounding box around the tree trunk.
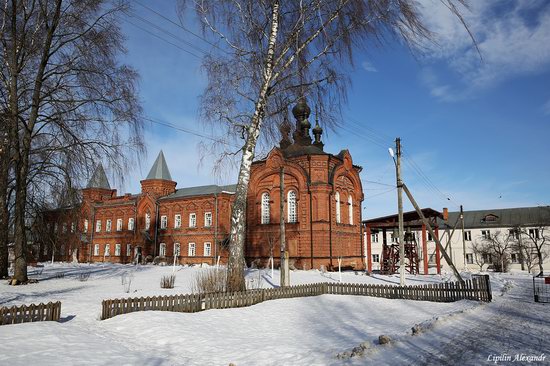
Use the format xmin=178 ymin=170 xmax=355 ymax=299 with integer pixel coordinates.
xmin=13 ymin=149 xmax=30 ymax=283
xmin=537 ymin=251 xmax=544 ymax=276
xmin=226 ymin=1 xmax=280 ymax=292
xmin=0 ymin=155 xmax=8 ymax=279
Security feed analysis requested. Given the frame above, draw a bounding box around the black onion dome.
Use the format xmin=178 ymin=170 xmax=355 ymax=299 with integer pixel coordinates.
xmin=313 ymin=121 xmax=323 ymax=134
xmin=292 ymin=98 xmax=311 ymax=120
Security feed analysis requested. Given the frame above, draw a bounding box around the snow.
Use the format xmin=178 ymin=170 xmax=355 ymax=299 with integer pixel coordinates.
xmin=0 ymin=263 xmax=548 ymax=365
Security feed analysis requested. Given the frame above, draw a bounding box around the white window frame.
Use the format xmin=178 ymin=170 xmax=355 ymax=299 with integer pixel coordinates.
xmin=116 ymin=218 xmax=123 ymax=231
xmin=160 ymin=215 xmax=167 ymax=229
xmin=94 ymin=244 xmax=100 ymax=256
xmin=348 ymin=195 xmax=353 ymax=225
xmin=115 ymin=243 xmax=121 ymax=256
xmin=511 ymin=253 xmax=519 ymax=263
xmin=174 ymin=214 xmax=181 ymax=228
xmin=84 ymin=219 xmax=89 ymax=233
xmin=261 ymin=192 xmax=270 ymax=224
xmin=70 ymin=222 xmax=75 ymax=233
xmin=188 ymin=242 xmax=196 ymax=257
xmin=174 ymin=242 xmax=181 ymax=256
xmin=204 ymin=242 xmax=212 ymax=257
xmin=96 ymin=220 xmax=101 ymax=232
xmin=126 ymin=244 xmax=132 ymax=257
xmin=371 ymin=232 xmax=379 ymax=243
xmin=62 ymin=223 xmax=67 ymax=233
xmin=335 ymin=192 xmax=341 ymax=224
xmin=128 ymin=218 xmax=135 ymax=231
xmin=466 ymin=253 xmax=474 ymax=264
xmin=372 ymin=254 xmax=380 ymax=263
xmin=464 ymin=231 xmax=471 ymax=241
xmin=481 ymin=230 xmax=491 ymax=239
xmin=104 ymin=244 xmax=110 ymax=257
xmin=159 ymin=243 xmax=166 ymax=257
xmin=106 ymin=219 xmax=112 ymax=232
xmin=145 ymin=213 xmax=151 ymax=230
xmin=287 ymin=190 xmax=297 ymax=223
xmin=204 ymin=212 xmax=212 ymax=227
xmin=189 ymin=213 xmax=196 ymax=228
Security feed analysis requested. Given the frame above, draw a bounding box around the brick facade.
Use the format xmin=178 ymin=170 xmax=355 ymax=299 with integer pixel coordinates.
xmin=42 ymin=100 xmax=365 ymax=270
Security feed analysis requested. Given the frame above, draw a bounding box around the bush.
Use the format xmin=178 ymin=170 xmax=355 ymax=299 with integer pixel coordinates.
xmin=192 ymin=268 xmax=226 ymax=293
xmin=160 ymin=274 xmax=176 ymax=289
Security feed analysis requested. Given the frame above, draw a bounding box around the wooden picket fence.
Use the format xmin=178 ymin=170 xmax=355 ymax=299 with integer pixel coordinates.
xmin=101 ymin=275 xmax=491 ymax=320
xmin=0 ymin=301 xmax=61 ymax=326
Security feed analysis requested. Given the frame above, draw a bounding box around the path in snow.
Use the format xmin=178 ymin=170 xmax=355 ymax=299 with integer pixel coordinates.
xmin=360 ymin=275 xmax=550 ymax=366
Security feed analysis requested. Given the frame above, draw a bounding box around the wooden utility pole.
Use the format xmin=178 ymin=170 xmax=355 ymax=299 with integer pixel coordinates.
xmin=279 ymin=167 xmax=289 ymax=286
xmin=460 ymin=205 xmax=467 ymax=270
xmin=403 ymin=184 xmax=464 ymax=283
xmin=395 ymin=138 xmax=405 ymax=286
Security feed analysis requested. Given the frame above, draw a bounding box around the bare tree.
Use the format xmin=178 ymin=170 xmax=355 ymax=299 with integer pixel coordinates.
xmin=521 ymin=227 xmax=549 ymax=277
xmin=482 ymin=231 xmax=514 ymax=272
xmin=470 ymin=239 xmax=490 ymax=272
xmin=180 ymin=0 xmax=473 ymax=291
xmin=0 ymin=111 xmax=10 ymax=278
xmin=1 ymin=0 xmax=144 ymax=284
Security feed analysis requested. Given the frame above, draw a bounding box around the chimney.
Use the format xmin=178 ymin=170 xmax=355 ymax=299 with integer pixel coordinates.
xmin=443 ymin=207 xmax=449 ymax=221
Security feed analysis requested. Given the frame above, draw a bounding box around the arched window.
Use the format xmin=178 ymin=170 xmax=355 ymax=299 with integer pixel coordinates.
xmin=145 ymin=212 xmax=151 ymax=230
xmin=348 ymin=195 xmax=353 ymax=225
xmin=335 ymin=192 xmax=341 ymax=223
xmin=261 ymin=192 xmax=270 ymax=224
xmin=287 ymin=190 xmax=297 ymax=223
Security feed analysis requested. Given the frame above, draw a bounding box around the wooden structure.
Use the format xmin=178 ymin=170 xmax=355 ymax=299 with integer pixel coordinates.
xmin=363 ymin=208 xmax=443 ymax=275
xmin=0 ymin=301 xmax=61 ymax=325
xmin=101 ymin=276 xmax=491 ymax=320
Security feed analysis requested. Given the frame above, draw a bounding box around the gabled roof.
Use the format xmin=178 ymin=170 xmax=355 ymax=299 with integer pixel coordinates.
xmin=146 ymin=150 xmax=172 ymax=180
xmin=160 ymin=184 xmax=237 ymax=200
xmin=443 ymin=206 xmax=550 ymax=229
xmin=86 ymin=164 xmax=111 ymax=189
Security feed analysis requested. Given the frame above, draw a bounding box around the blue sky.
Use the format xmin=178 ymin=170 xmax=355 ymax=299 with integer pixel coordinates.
xmin=114 ymin=0 xmax=550 ymax=219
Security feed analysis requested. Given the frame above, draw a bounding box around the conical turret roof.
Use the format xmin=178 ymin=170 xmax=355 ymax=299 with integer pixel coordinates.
xmin=146 ymin=150 xmax=173 ymax=180
xmin=87 ymin=164 xmax=111 ymax=189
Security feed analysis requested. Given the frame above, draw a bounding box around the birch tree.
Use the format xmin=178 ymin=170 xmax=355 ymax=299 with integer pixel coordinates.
xmin=1 ymin=0 xmax=143 ymax=284
xmin=181 ymin=0 xmax=473 ymax=291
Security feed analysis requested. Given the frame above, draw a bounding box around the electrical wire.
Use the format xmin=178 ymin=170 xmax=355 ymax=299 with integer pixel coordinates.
xmin=123 ymin=18 xmax=203 ymax=59
xmin=134 ymin=0 xmax=228 ymax=54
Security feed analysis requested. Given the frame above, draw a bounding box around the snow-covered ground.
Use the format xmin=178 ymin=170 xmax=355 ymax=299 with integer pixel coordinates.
xmin=0 ymin=263 xmax=548 ymax=365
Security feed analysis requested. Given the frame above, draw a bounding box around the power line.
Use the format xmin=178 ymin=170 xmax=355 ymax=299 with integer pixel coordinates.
xmin=362 ymin=179 xmax=394 ymax=187
xmin=363 ymin=187 xmax=396 ymax=200
xmin=401 ymin=148 xmax=460 ymax=208
xmin=124 ymin=10 xmax=209 ymax=56
xmin=134 ymin=0 xmax=228 ymax=54
xmin=122 ymin=17 xmax=203 ymax=59
xmin=142 ymin=115 xmax=239 ymax=147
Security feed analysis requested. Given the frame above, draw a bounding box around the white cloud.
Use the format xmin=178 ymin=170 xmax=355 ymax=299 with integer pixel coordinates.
xmin=361 ymin=60 xmax=378 ymax=72
xmin=417 ymin=0 xmax=550 ymax=99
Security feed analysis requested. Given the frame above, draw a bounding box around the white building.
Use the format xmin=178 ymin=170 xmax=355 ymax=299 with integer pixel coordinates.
xmin=363 ymin=206 xmax=550 ymax=275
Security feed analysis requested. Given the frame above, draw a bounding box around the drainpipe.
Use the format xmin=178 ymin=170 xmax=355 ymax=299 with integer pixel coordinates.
xmin=308 ymin=155 xmax=314 ymax=270
xmin=153 ymin=201 xmax=159 ymax=258
xmin=89 ymin=206 xmax=95 ymax=263
xmin=329 ymin=191 xmax=333 ymax=270
xmin=214 ymin=193 xmax=218 ymax=265
xmin=360 ymin=200 xmax=364 ymax=270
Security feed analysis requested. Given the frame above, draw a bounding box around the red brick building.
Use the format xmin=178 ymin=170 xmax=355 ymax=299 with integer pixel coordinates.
xmin=42 ymin=99 xmax=365 ymax=270
xmin=246 ymin=99 xmax=364 ymax=270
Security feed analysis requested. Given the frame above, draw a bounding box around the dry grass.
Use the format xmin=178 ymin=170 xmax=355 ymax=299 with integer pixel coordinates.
xmin=160 ymin=274 xmax=176 ymax=289
xmin=192 ymin=268 xmax=227 ymax=294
